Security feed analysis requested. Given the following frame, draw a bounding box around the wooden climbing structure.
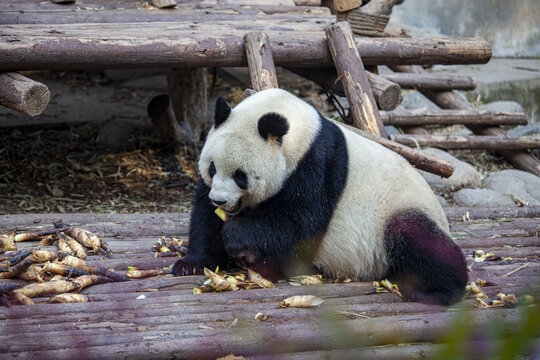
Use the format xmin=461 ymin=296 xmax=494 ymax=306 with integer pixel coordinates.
xmin=0 ymin=0 xmax=539 ymax=358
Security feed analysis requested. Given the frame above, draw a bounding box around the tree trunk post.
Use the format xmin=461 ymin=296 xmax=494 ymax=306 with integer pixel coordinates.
xmin=167 ymin=68 xmax=209 ymax=145
xmin=0 ymin=72 xmax=50 ymax=117
xmin=243 ymin=32 xmax=279 ymax=91
xmin=325 ymin=21 xmax=387 ymax=137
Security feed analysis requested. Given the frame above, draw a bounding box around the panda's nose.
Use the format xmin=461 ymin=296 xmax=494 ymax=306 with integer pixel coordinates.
xmin=210 ymin=199 xmax=227 ymax=206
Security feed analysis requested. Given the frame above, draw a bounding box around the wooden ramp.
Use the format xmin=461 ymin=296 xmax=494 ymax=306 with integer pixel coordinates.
xmin=1 ymin=208 xmax=539 ymax=359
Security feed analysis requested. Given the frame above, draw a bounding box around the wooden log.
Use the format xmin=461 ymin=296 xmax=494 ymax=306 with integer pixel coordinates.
xmin=0 ymin=8 xmax=332 ymax=25
xmin=0 ymin=309 xmax=522 ymax=359
xmin=167 ymin=68 xmax=209 ymax=145
xmin=391 ymin=65 xmax=540 ymax=177
xmin=389 ymin=134 xmax=540 ymax=150
xmin=286 ymin=68 xmax=401 ymax=110
xmin=151 ymin=0 xmax=177 ymax=9
xmin=293 ymin=0 xmax=322 ymax=5
xmin=382 ymin=73 xmax=477 ymax=91
xmin=367 ymin=72 xmax=402 ymax=111
xmin=244 ymin=32 xmax=279 ymax=91
xmin=325 ymin=22 xmax=387 ymax=136
xmin=332 ymin=121 xmax=454 ymax=177
xmin=147 ymin=94 xmax=185 ymax=148
xmin=0 ymin=72 xmax=50 ymax=116
xmin=0 ymin=26 xmax=493 ymax=71
xmin=288 ymin=68 xmax=402 ymax=111
xmin=381 ymin=109 xmax=528 ymax=127
xmin=445 ymin=206 xmax=540 ymax=221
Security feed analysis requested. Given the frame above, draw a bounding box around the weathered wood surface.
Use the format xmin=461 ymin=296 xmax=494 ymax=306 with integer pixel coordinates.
xmin=0 ymin=23 xmax=492 ymax=71
xmin=286 ymin=68 xmax=402 ymax=111
xmin=147 ymin=94 xmax=184 ymax=145
xmin=326 ymin=22 xmax=387 ymax=136
xmin=167 ymin=67 xmax=209 ymax=145
xmin=0 ymin=8 xmax=331 ymax=25
xmin=382 ymin=73 xmax=477 ymax=91
xmin=244 ymin=32 xmax=279 ymax=91
xmin=0 ymin=72 xmax=50 ymax=117
xmin=0 ymin=209 xmax=537 ymax=358
xmin=381 ymin=109 xmax=528 ymax=127
xmin=390 ymin=134 xmax=540 ymax=150
xmin=391 ymin=65 xmax=540 ymax=177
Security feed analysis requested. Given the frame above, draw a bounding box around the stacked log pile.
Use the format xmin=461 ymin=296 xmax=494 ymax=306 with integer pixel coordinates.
xmin=325 ymin=0 xmax=540 ymax=176
xmin=1 ymin=0 xmax=534 ymax=174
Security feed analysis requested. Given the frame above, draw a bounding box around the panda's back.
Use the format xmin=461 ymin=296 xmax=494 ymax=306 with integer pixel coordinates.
xmin=313 ymin=121 xmax=448 ymax=280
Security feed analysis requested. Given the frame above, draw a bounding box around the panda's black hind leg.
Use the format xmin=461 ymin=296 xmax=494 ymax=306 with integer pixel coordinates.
xmin=384 ymin=209 xmax=468 ymax=305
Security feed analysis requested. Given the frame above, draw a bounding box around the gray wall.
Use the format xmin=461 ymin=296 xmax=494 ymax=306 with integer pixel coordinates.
xmin=390 ymin=0 xmax=540 ymax=57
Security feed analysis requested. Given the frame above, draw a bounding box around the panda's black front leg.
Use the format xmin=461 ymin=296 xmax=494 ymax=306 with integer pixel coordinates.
xmin=172 ymin=179 xmax=231 ymax=276
xmin=222 ymin=211 xmax=306 ymax=277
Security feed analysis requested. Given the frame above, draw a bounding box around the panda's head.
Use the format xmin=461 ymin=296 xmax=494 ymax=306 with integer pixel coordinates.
xmin=199 ymin=89 xmax=321 ymax=216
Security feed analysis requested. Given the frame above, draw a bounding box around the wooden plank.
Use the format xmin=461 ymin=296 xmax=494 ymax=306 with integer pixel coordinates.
xmin=390 ymin=134 xmax=540 ymax=150
xmin=381 ymin=109 xmax=528 ymax=127
xmin=325 ymin=22 xmax=387 ymax=136
xmin=0 ymin=308 xmax=523 ymax=359
xmin=445 ymin=206 xmax=540 ymax=221
xmin=0 ymin=72 xmax=50 ymax=116
xmin=244 ymin=32 xmax=279 ymax=91
xmin=0 ymin=25 xmax=492 ymax=70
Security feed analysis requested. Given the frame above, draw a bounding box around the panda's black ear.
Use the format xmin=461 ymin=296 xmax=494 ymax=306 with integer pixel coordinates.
xmin=258 ymin=113 xmax=289 ymax=144
xmin=214 ymin=96 xmax=231 ymax=128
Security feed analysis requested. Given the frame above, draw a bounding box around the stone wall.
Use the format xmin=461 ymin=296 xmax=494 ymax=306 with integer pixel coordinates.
xmin=390 ymin=0 xmax=540 ymax=57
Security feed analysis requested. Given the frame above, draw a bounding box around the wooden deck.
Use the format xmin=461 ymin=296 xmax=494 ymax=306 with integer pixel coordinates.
xmin=1 ymin=207 xmax=538 ymax=359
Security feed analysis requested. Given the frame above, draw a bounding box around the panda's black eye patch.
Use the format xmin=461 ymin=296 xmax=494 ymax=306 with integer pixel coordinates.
xmin=208 ymin=161 xmax=216 ymax=178
xmin=233 ymin=170 xmax=248 ymax=190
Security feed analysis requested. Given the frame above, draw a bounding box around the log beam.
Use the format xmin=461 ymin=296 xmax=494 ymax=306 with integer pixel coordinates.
xmin=390 ymin=134 xmax=540 ymax=151
xmin=0 ymin=72 xmax=50 ymax=117
xmin=382 ymin=73 xmax=477 ymax=91
xmin=243 ymin=32 xmax=279 ymax=91
xmin=391 ymin=65 xmax=540 ymax=176
xmin=0 ymin=28 xmax=492 ymax=71
xmin=326 ymin=22 xmax=387 ymax=136
xmin=381 ymin=109 xmax=528 ymax=127
xmin=287 ymin=67 xmax=402 ymax=111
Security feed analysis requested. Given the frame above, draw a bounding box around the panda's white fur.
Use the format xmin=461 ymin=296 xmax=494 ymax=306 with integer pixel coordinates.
xmin=174 ymin=88 xmax=467 ymax=304
xmin=199 ymin=89 xmax=320 ymax=211
xmin=200 ymin=88 xmax=446 ymax=280
xmin=315 ymin=127 xmax=448 ymax=279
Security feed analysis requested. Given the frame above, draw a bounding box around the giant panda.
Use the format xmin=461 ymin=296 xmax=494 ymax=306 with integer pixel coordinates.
xmin=172 ymin=88 xmax=467 ymax=305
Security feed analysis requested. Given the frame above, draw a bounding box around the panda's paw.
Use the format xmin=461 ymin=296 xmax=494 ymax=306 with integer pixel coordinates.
xmin=172 ymin=257 xmax=205 ymax=276
xmin=225 ymin=242 xmax=257 ymax=264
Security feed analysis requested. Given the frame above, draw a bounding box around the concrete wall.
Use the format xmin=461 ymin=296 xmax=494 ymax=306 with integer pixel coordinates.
xmin=390 ymin=0 xmax=540 ymax=57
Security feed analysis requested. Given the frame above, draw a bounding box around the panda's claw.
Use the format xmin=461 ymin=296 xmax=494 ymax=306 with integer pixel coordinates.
xmin=172 ymin=257 xmax=205 ymax=277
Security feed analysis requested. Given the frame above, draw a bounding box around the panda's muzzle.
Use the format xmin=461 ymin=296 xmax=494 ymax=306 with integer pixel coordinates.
xmin=211 ymin=199 xmax=242 ymax=216
xmin=223 ymin=199 xmax=242 ymax=216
